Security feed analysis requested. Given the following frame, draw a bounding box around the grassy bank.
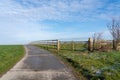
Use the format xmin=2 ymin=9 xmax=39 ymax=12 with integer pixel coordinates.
xmin=58 ymin=50 xmax=120 ymax=80
xmin=0 ymin=45 xmax=25 ymax=76
xmin=36 ymin=45 xmax=120 ymax=80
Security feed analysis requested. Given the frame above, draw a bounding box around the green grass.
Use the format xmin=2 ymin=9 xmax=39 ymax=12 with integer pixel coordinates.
xmin=60 ymin=42 xmax=87 ymax=51
xmin=35 ymin=44 xmax=120 ymax=80
xmin=57 ymin=51 xmax=120 ymax=80
xmin=0 ymin=45 xmax=25 ymax=76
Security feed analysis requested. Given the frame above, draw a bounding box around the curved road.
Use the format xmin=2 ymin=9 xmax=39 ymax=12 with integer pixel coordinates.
xmin=0 ymin=45 xmax=78 ymax=80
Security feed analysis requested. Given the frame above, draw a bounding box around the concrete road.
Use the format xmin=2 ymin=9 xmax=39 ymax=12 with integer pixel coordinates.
xmin=0 ymin=45 xmax=78 ymax=80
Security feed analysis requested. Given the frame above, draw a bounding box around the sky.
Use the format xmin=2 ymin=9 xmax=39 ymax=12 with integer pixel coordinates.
xmin=0 ymin=0 xmax=120 ymax=44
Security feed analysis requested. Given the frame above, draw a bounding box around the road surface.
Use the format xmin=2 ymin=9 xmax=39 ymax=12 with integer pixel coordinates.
xmin=0 ymin=45 xmax=78 ymax=80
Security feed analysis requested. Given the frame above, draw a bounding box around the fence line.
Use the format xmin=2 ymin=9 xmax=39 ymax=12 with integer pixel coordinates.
xmin=30 ymin=38 xmax=120 ymax=52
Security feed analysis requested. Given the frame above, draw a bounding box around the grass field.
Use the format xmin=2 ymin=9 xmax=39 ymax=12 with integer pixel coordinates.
xmin=36 ymin=44 xmax=120 ymax=80
xmin=0 ymin=45 xmax=24 ymax=76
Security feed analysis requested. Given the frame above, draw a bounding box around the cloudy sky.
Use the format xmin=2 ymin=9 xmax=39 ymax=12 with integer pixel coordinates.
xmin=0 ymin=0 xmax=120 ymax=44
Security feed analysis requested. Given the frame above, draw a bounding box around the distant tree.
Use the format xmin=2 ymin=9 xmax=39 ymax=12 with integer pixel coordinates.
xmin=107 ymin=18 xmax=120 ymax=50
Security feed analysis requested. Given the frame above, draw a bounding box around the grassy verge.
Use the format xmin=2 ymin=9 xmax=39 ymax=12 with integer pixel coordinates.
xmin=0 ymin=45 xmax=25 ymax=76
xmin=35 ymin=45 xmax=120 ymax=80
xmin=58 ymin=50 xmax=120 ymax=80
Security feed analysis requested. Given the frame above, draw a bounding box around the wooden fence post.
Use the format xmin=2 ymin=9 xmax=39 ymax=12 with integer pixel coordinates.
xmin=88 ymin=38 xmax=93 ymax=51
xmin=113 ymin=40 xmax=117 ymax=50
xmin=57 ymin=40 xmax=60 ymax=51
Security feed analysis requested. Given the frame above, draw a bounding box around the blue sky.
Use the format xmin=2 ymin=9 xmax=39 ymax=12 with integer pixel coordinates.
xmin=0 ymin=0 xmax=120 ymax=44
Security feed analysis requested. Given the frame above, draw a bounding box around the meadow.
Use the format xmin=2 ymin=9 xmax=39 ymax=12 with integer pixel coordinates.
xmin=36 ymin=43 xmax=120 ymax=80
xmin=0 ymin=45 xmax=24 ymax=76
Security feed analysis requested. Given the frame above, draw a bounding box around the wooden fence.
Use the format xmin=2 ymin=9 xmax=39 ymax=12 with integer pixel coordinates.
xmin=31 ymin=38 xmax=118 ymax=52
xmin=31 ymin=39 xmax=60 ymax=51
xmin=31 ymin=39 xmax=88 ymax=51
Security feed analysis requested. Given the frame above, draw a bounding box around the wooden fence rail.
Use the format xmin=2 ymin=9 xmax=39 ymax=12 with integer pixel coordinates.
xmin=31 ymin=38 xmax=118 ymax=52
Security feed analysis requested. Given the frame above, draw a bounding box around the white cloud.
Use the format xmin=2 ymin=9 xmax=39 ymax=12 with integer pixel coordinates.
xmin=0 ymin=0 xmax=119 ymax=44
xmin=1 ymin=0 xmax=117 ymax=22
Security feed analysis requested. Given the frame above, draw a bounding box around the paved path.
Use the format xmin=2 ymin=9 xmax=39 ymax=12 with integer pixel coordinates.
xmin=0 ymin=45 xmax=78 ymax=80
